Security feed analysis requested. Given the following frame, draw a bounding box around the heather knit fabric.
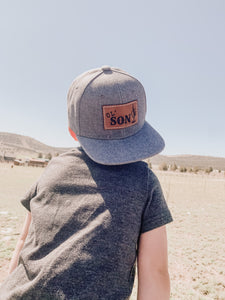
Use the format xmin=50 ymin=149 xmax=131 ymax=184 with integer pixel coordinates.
xmin=0 ymin=147 xmax=172 ymax=300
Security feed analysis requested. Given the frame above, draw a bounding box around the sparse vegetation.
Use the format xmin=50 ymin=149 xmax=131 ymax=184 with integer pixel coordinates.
xmin=157 ymin=163 xmax=218 ymax=175
xmin=150 ymin=154 xmax=225 ymax=172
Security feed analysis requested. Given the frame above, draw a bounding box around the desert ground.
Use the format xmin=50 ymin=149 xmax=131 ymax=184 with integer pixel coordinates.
xmin=0 ymin=163 xmax=225 ymax=299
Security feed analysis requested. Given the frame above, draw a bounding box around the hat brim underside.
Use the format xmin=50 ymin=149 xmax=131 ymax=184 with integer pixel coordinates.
xmin=77 ymin=122 xmax=165 ymax=165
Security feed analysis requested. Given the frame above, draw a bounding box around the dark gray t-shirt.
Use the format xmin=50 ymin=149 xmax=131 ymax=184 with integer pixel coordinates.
xmin=0 ymin=147 xmax=172 ymax=300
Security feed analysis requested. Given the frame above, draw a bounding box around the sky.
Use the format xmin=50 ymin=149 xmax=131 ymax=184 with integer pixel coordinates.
xmin=0 ymin=0 xmax=225 ymax=158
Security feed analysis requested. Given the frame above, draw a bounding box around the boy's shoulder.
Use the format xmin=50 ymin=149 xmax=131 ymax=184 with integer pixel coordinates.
xmin=51 ymin=147 xmax=149 ymax=170
xmin=44 ymin=148 xmax=152 ymax=188
xmin=46 ymin=147 xmax=84 ymax=166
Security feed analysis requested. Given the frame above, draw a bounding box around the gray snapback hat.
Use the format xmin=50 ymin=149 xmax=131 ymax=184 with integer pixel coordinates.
xmin=67 ymin=66 xmax=165 ymax=165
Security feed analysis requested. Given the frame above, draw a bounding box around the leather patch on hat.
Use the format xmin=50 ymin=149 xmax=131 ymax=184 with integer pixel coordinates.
xmin=102 ymin=100 xmax=138 ymax=130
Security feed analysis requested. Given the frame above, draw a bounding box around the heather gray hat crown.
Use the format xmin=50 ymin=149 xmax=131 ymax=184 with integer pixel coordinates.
xmin=67 ymin=66 xmax=165 ymax=165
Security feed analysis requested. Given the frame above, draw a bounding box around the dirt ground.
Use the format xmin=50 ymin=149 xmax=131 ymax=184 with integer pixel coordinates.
xmin=0 ymin=163 xmax=225 ymax=299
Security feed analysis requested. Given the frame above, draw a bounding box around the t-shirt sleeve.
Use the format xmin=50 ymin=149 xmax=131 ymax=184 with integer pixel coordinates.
xmin=140 ymin=170 xmax=173 ymax=233
xmin=20 ymin=181 xmax=38 ymax=211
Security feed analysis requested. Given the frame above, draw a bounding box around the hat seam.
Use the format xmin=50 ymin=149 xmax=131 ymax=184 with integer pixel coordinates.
xmin=112 ymin=68 xmax=147 ymax=119
xmin=78 ymin=71 xmax=104 ymax=134
xmin=114 ymin=76 xmax=125 ymax=138
xmin=111 ymin=69 xmax=144 ymax=89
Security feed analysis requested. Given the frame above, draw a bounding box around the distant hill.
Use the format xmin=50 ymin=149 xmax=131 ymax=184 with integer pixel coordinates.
xmin=0 ymin=132 xmax=71 ymax=159
xmin=0 ymin=132 xmax=225 ymax=170
xmin=150 ymin=154 xmax=225 ymax=171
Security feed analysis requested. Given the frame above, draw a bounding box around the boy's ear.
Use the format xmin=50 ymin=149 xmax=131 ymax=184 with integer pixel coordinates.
xmin=69 ymin=127 xmax=78 ymax=141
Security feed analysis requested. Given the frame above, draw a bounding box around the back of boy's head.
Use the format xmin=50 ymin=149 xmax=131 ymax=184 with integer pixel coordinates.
xmin=67 ymin=66 xmax=164 ymax=165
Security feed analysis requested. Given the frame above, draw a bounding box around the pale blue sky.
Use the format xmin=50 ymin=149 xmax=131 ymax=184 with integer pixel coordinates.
xmin=0 ymin=0 xmax=225 ymax=157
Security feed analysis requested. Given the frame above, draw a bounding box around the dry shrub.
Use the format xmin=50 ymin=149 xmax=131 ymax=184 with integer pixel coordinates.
xmin=170 ymin=163 xmax=178 ymax=171
xmin=159 ymin=162 xmax=168 ymax=171
xmin=179 ymin=166 xmax=187 ymax=173
xmin=205 ymin=167 xmax=213 ymax=174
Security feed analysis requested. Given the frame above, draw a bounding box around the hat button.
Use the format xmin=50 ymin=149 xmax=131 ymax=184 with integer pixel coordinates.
xmin=101 ymin=65 xmax=111 ymax=71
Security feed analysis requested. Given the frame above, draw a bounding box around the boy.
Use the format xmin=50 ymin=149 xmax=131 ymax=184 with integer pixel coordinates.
xmin=0 ymin=66 xmax=173 ymax=299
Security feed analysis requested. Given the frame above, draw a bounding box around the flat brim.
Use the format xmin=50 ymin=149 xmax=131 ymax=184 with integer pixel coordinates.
xmin=77 ymin=122 xmax=165 ymax=165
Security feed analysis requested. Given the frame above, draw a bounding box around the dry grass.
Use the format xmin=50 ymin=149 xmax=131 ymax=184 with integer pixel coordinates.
xmin=156 ymin=171 xmax=225 ymax=300
xmin=0 ymin=163 xmax=225 ymax=299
